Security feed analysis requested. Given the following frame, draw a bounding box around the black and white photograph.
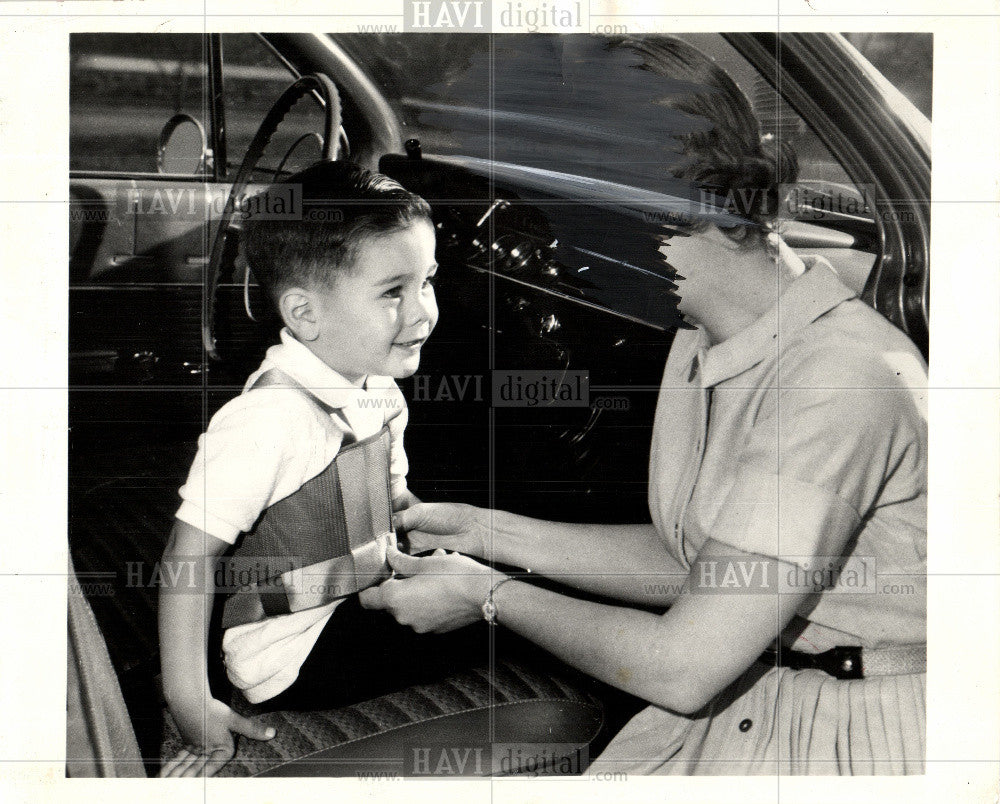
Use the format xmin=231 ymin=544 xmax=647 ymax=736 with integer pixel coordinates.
xmin=1 ymin=0 xmax=998 ymax=799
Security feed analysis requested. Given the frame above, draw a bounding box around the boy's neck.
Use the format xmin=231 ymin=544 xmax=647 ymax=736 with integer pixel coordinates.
xmin=284 ymin=328 xmax=368 ymax=389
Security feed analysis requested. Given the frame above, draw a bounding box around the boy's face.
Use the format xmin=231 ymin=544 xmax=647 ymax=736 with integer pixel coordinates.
xmin=302 ymin=220 xmax=439 ymax=384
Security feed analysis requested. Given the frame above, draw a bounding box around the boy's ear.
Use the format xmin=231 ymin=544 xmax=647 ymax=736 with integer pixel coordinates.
xmin=278 ymin=287 xmax=319 ymax=341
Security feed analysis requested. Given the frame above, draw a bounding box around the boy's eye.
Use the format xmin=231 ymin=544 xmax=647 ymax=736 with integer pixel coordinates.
xmin=423 ymin=273 xmax=438 ymax=288
xmin=382 ymin=286 xmax=404 ymax=299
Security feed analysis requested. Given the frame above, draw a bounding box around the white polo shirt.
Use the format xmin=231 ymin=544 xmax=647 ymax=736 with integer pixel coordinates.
xmin=176 ymin=328 xmax=409 ymax=703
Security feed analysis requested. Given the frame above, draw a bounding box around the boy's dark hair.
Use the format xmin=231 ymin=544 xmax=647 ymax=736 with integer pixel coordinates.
xmin=242 ymin=161 xmax=433 ymax=305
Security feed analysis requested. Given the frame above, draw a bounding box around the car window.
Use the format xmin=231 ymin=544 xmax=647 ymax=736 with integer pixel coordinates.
xmin=70 ymin=33 xmax=209 ymax=174
xmin=220 ymin=33 xmax=329 ymax=179
xmin=334 ymin=33 xmax=859 ymax=193
xmin=333 ymin=33 xmax=490 ymax=157
xmin=676 ymin=33 xmax=858 ymax=188
xmin=842 ymin=32 xmax=932 ymax=120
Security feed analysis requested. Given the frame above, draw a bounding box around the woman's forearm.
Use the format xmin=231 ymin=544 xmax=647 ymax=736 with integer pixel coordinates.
xmin=488 ymin=578 xmax=700 ymax=712
xmin=482 ymin=538 xmax=813 ymax=714
xmin=367 ymin=540 xmax=808 ymax=714
xmin=484 ymin=510 xmax=689 ymax=606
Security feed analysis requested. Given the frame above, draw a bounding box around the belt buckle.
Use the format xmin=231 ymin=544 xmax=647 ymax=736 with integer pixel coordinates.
xmin=822 ymin=645 xmax=864 ymax=680
xmin=756 ymin=645 xmax=864 ymax=680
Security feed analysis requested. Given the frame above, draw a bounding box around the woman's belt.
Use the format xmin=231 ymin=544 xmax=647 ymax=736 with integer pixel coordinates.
xmin=755 ymin=644 xmax=926 ymax=679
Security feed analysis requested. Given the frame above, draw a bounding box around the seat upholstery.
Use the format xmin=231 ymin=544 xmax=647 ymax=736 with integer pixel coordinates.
xmin=161 ymin=659 xmax=604 ymax=777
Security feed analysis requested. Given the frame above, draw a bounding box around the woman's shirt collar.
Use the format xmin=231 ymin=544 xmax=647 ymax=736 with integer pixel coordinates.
xmin=698 ymin=262 xmax=856 ymax=388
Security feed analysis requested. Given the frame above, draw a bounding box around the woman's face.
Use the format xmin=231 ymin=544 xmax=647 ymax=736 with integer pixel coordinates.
xmin=659 ymin=227 xmax=744 ymax=316
xmin=659 ymin=225 xmax=784 ymax=340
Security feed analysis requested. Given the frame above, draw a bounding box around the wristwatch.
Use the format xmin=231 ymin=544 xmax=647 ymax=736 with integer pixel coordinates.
xmin=482 ymin=576 xmax=515 ymax=626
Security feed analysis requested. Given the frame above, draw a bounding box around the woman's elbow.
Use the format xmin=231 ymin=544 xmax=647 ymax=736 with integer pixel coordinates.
xmin=642 ymin=671 xmax=718 ymax=715
xmin=657 ymin=683 xmax=715 ymax=716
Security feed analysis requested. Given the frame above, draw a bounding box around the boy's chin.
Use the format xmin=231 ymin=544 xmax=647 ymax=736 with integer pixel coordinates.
xmin=388 ymin=355 xmax=422 ymax=379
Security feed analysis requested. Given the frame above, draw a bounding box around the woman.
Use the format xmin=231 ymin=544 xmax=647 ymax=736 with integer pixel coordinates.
xmin=360 ymin=36 xmax=927 ymax=775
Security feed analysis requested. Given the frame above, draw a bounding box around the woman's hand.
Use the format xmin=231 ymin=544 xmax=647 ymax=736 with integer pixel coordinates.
xmin=393 ymin=502 xmax=489 ymax=557
xmin=359 ymin=545 xmax=500 ymax=633
xmin=159 ymin=696 xmax=275 ymax=777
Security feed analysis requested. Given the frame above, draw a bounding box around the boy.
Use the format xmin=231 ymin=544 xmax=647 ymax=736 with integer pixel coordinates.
xmin=159 ymin=162 xmax=466 ymax=777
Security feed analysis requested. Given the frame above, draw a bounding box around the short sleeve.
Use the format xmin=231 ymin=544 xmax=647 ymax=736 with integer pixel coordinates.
xmin=711 ymin=347 xmax=924 ymax=567
xmin=176 ymin=393 xmax=340 ymax=543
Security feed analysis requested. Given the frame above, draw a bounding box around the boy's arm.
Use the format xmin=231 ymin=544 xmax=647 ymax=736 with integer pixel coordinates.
xmin=159 ymin=391 xmax=320 ymax=774
xmin=158 ymin=519 xmax=275 ymax=776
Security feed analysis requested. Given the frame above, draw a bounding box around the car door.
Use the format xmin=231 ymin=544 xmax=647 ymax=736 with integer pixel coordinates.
xmin=69 ymin=33 xmax=337 ymax=448
xmin=725 ymin=32 xmax=929 ymax=356
xmin=68 ymin=32 xmax=337 ymax=681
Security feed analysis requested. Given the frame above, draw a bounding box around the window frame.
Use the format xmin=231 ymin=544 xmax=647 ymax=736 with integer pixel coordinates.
xmin=69 ymin=33 xmax=308 ymax=183
xmin=724 ymin=32 xmax=930 ymax=354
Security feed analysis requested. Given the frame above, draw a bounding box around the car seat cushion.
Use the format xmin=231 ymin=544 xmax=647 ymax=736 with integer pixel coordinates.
xmin=160 ymin=658 xmax=604 ymax=777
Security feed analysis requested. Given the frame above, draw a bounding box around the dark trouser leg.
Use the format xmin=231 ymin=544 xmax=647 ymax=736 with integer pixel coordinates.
xmin=257 ymin=594 xmax=530 ymax=712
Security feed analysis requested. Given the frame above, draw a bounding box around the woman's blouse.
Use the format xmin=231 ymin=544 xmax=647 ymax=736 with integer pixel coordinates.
xmin=648 ymin=264 xmax=927 ymax=649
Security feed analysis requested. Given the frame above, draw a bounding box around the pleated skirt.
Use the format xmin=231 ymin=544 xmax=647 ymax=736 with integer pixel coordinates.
xmin=589 ymin=663 xmax=926 ymax=775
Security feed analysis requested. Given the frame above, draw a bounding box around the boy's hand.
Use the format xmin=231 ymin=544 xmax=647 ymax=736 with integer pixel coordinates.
xmin=392 ymin=502 xmax=488 ymax=557
xmin=160 ymin=697 xmax=276 ymax=777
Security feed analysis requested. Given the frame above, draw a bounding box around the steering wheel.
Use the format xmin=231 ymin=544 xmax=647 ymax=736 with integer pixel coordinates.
xmin=202 ymin=73 xmax=342 ymax=361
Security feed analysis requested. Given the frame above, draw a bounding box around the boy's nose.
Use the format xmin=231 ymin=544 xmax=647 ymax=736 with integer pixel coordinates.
xmin=406 ymin=291 xmax=436 ymax=326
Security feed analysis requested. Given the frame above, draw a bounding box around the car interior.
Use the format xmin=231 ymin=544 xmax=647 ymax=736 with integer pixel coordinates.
xmin=68 ymin=32 xmax=929 ymax=776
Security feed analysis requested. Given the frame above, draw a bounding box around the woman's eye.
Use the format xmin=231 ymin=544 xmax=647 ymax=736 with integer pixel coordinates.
xmin=423 ymin=274 xmax=438 ymax=289
xmin=383 ymin=286 xmax=403 ymax=299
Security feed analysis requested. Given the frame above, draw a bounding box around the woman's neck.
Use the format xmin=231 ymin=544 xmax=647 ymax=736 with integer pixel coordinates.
xmin=697 ymin=308 xmax=762 ymax=347
xmin=687 ymin=256 xmax=794 ymax=347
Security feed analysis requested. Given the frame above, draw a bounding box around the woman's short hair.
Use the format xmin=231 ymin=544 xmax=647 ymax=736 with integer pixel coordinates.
xmin=613 ymin=35 xmax=799 ymax=244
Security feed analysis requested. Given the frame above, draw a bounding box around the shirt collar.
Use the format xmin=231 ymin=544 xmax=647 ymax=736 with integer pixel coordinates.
xmin=254 ymin=328 xmax=387 ymax=416
xmin=699 ymin=263 xmax=856 ymax=388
